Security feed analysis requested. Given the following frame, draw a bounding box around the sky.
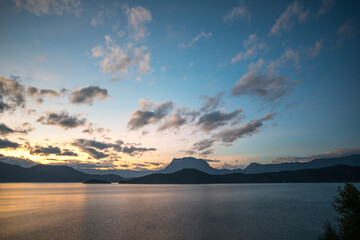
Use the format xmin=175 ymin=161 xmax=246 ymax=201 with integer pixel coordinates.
xmin=0 ymin=0 xmax=359 ymax=171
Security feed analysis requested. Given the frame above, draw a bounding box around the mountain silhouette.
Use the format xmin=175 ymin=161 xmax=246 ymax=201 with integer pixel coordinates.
xmin=242 ymin=154 xmax=360 ymax=174
xmin=121 ymin=165 xmax=360 ymax=184
xmin=0 ymin=162 xmax=123 ymax=182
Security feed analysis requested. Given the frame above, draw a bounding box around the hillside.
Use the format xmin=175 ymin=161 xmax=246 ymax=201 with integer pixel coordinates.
xmin=121 ymin=165 xmax=360 ymax=184
xmin=0 ymin=162 xmax=123 ymax=182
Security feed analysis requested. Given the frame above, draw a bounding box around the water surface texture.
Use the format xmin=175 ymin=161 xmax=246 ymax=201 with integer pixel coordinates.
xmin=1 ymin=183 xmax=356 ymax=240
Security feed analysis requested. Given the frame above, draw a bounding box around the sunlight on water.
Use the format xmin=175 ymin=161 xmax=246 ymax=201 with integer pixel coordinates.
xmin=1 ymin=183 xmax=357 ymax=240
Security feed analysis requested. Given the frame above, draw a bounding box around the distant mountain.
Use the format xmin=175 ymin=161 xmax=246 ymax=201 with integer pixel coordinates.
xmin=0 ymin=162 xmax=124 ymax=182
xmin=121 ymin=165 xmax=360 ymax=184
xmin=0 ymin=155 xmax=36 ymax=168
xmin=157 ymin=157 xmax=242 ymax=175
xmin=78 ymin=168 xmax=155 ymax=178
xmin=242 ymin=154 xmax=360 ymax=174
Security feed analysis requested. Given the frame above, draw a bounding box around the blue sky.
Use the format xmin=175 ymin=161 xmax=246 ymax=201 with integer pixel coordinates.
xmin=0 ymin=0 xmax=359 ymax=170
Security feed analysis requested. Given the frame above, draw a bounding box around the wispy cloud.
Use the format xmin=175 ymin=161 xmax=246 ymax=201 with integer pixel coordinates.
xmin=124 ymin=5 xmax=152 ymax=42
xmin=92 ymin=35 xmax=153 ymax=80
xmin=231 ymin=34 xmax=267 ymax=63
xmin=178 ymin=31 xmax=212 ymax=49
xmin=14 ymin=0 xmax=81 ymax=16
xmin=232 ymin=62 xmax=300 ymax=104
xmin=269 ymin=0 xmax=310 ymax=36
xmin=336 ymin=18 xmax=359 ymax=46
xmin=69 ymin=86 xmax=109 ymax=105
xmin=223 ymin=3 xmax=250 ymax=23
xmin=317 ymin=0 xmax=335 ymax=17
xmin=37 ymin=111 xmax=86 ymax=129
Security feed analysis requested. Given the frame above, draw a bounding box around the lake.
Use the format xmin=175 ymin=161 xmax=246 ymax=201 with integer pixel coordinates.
xmin=1 ymin=183 xmax=356 ymax=240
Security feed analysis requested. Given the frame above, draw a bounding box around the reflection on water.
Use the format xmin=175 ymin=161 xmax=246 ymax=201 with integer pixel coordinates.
xmin=1 ymin=183 xmax=356 ymax=240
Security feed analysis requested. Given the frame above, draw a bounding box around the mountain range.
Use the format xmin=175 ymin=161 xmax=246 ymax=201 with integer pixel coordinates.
xmin=0 ymin=162 xmax=123 ymax=182
xmin=121 ymin=165 xmax=360 ymax=184
xmin=0 ymin=154 xmax=359 ymax=182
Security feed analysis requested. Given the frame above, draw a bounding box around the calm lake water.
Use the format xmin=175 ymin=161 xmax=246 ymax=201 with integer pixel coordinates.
xmin=1 ymin=183 xmax=357 ymax=240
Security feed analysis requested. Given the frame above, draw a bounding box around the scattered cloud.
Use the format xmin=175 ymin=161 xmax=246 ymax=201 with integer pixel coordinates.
xmin=317 ymin=0 xmax=335 ymax=17
xmin=73 ymin=138 xmax=156 ymax=158
xmin=223 ymin=3 xmax=251 ymax=23
xmin=231 ymin=68 xmax=300 ymax=104
xmin=160 ymin=65 xmax=172 ymax=73
xmin=188 ymin=113 xmax=276 ymax=154
xmin=308 ymin=39 xmax=323 ymax=58
xmin=29 ymin=145 xmax=78 ymax=156
xmin=0 ymin=124 xmax=15 ymax=136
xmin=178 ymin=31 xmax=212 ymax=48
xmin=37 ymin=111 xmax=86 ymax=129
xmin=128 ymin=99 xmax=175 ymax=130
xmin=27 ymin=86 xmax=60 ymax=104
xmin=199 ymin=91 xmax=225 ymax=112
xmin=69 ymin=86 xmax=109 ymax=105
xmin=337 ymin=18 xmax=359 ymax=46
xmin=124 ymin=5 xmax=152 ymax=42
xmin=268 ymin=47 xmax=300 ymax=70
xmin=215 ymin=113 xmax=276 ymax=143
xmin=1 ymin=122 xmax=35 ymax=135
xmin=269 ymin=0 xmax=310 ymax=36
xmin=231 ymin=34 xmax=267 ymax=63
xmin=92 ymin=35 xmax=153 ymax=80
xmin=158 ymin=114 xmax=187 ymax=131
xmin=14 ymin=0 xmax=81 ymax=16
xmin=0 ymin=75 xmax=26 ymax=113
xmin=36 ymin=56 xmax=47 ymax=62
xmin=197 ymin=109 xmax=243 ymax=132
xmin=0 ymin=138 xmax=20 ymax=149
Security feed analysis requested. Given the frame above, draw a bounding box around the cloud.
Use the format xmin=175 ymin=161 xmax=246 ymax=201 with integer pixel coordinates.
xmin=160 ymin=65 xmax=172 ymax=73
xmin=231 ymin=34 xmax=267 ymax=63
xmin=128 ymin=99 xmax=175 ymax=130
xmin=37 ymin=111 xmax=86 ymax=129
xmin=271 ymin=146 xmax=360 ymax=164
xmin=0 ymin=124 xmax=14 ymax=136
xmin=193 ymin=139 xmax=216 ymax=151
xmin=14 ymin=0 xmax=81 ymax=16
xmin=36 ymin=56 xmax=47 ymax=62
xmin=269 ymin=0 xmax=310 ymax=36
xmin=30 ymin=145 xmax=78 ymax=156
xmin=317 ymin=0 xmax=335 ymax=17
xmin=215 ymin=113 xmax=276 ymax=143
xmin=158 ymin=114 xmax=187 ymax=131
xmin=223 ymin=4 xmax=251 ymax=23
xmin=121 ymin=145 xmax=156 ymax=156
xmin=231 ymin=69 xmax=299 ymax=104
xmin=0 ymin=139 xmax=20 ymax=149
xmin=308 ymin=39 xmax=323 ymax=58
xmin=124 ymin=5 xmax=152 ymax=41
xmin=199 ymin=91 xmax=225 ymax=112
xmin=199 ymin=149 xmax=214 ymax=156
xmin=73 ymin=138 xmax=156 ymax=158
xmin=69 ymin=86 xmax=109 ymax=105
xmin=178 ymin=31 xmax=212 ymax=49
xmin=268 ymin=47 xmax=300 ymax=70
xmin=90 ymin=5 xmax=116 ymax=27
xmin=197 ymin=109 xmax=243 ymax=132
xmin=0 ymin=75 xmax=26 ymax=113
xmin=337 ymin=19 xmax=359 ymax=46
xmin=27 ymin=86 xmax=60 ymax=103
xmin=187 ymin=114 xmax=274 ymax=154
xmin=92 ymin=35 xmax=153 ymax=80
xmin=0 ymin=122 xmax=34 ymax=136
xmin=73 ymin=139 xmax=122 ymax=151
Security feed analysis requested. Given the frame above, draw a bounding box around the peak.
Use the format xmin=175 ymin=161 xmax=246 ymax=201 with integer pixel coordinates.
xmin=171 ymin=157 xmax=209 ymax=163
